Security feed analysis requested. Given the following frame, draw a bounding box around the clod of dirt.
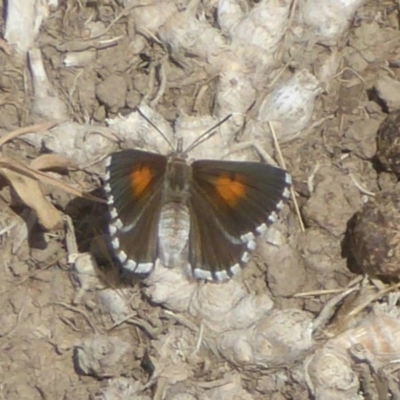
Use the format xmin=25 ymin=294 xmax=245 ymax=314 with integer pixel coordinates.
xmin=342 ymin=117 xmax=380 ymax=159
xmin=306 ymin=309 xmax=400 ymax=400
xmin=151 ymin=325 xmax=198 ymax=385
xmin=375 ymin=74 xmax=400 ymax=111
xmin=298 ymin=228 xmax=348 ymax=283
xmin=70 ymin=252 xmax=103 ymax=304
xmin=96 ymin=377 xmax=149 ymax=400
xmin=349 ymin=190 xmax=400 ymax=280
xmin=218 ymin=308 xmax=313 ymax=368
xmin=299 ymin=0 xmax=366 ymax=45
xmin=302 ymin=165 xmax=363 ymax=237
xmin=377 ymin=111 xmax=400 ymax=177
xmin=75 ymin=335 xmax=136 ymax=378
xmin=261 ymin=234 xmax=306 ymax=297
xmin=256 ymin=69 xmax=320 ymax=143
xmin=305 ymin=344 xmax=360 ymax=400
xmin=203 ymin=374 xmax=255 ymax=400
xmin=97 ymin=288 xmax=132 ymax=323
xmin=162 ymin=372 xmax=254 ymax=400
xmin=96 ymin=75 xmax=128 ymax=113
xmin=347 ymin=21 xmax=400 ymax=72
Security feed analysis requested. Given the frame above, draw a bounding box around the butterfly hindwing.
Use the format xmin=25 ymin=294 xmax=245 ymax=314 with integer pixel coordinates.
xmin=189 ymin=188 xmax=248 ymax=281
xmin=105 ymin=149 xmax=167 ymax=274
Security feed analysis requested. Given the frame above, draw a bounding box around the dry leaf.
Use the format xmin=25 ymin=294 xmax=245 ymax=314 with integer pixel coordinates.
xmin=0 ymin=157 xmax=104 ymax=203
xmin=30 ymin=153 xmax=78 ymax=171
xmin=0 ymin=121 xmax=58 ymax=148
xmin=0 ymin=122 xmax=104 ymax=231
xmin=0 ymin=167 xmax=62 ymax=230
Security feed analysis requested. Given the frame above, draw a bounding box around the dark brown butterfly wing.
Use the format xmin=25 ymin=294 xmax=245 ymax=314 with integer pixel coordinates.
xmin=105 ymin=149 xmax=167 ymax=274
xmin=189 ymin=159 xmax=291 ymax=281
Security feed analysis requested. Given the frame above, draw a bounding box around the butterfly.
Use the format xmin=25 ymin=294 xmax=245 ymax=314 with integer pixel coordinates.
xmin=104 ymin=115 xmax=291 ymax=282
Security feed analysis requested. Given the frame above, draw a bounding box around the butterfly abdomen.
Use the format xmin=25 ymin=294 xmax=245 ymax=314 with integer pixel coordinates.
xmin=158 ymin=202 xmax=190 ymax=269
xmin=158 ymin=157 xmax=193 ymax=270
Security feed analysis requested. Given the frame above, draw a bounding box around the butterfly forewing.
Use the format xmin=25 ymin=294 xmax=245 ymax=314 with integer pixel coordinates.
xmin=105 ymin=149 xmax=167 ymax=274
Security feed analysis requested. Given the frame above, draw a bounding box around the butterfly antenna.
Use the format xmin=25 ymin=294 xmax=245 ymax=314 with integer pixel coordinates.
xmin=136 ymin=107 xmax=175 ymax=151
xmin=184 ymin=114 xmax=232 ymax=154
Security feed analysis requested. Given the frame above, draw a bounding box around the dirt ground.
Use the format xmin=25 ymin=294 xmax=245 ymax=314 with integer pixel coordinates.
xmin=1 ymin=0 xmax=400 ymax=399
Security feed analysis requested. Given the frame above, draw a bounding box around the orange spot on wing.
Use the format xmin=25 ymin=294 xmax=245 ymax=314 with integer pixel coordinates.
xmin=130 ymin=165 xmax=153 ymax=197
xmin=213 ymin=174 xmax=246 ymax=207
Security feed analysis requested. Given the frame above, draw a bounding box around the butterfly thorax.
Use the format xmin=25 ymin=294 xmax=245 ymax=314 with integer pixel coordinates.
xmin=163 ymin=155 xmax=192 ymax=204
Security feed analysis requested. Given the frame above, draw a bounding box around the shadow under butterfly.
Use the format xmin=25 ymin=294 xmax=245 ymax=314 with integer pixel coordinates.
xmin=104 ymin=111 xmax=291 ymax=282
